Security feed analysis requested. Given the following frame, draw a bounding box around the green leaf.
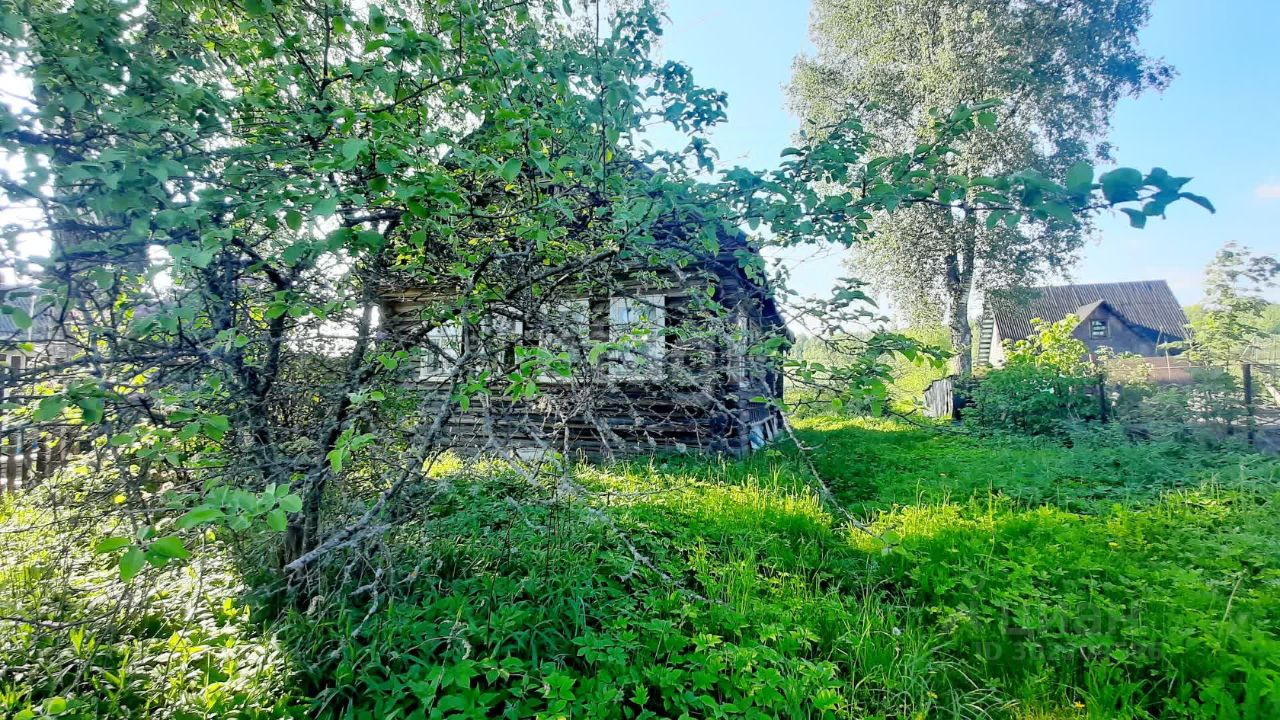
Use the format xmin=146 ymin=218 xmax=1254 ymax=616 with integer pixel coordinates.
xmin=203 ymin=414 xmax=230 ymax=441
xmin=278 ymin=493 xmax=303 ymax=513
xmin=62 ymin=91 xmax=85 ymax=113
xmin=175 ymin=506 xmax=224 ymax=529
xmin=76 ymin=397 xmax=104 ymax=424
xmin=119 ymin=547 xmax=145 ymax=582
xmin=587 ymin=343 xmax=608 ymax=366
xmin=341 ymin=138 xmax=367 ymax=162
xmin=1099 ymin=167 xmax=1143 ymax=204
xmin=282 ymin=242 xmax=310 ymax=266
xmin=1065 ymin=162 xmax=1094 ymax=194
xmin=285 ymin=210 xmax=303 ymax=231
xmin=326 ymin=446 xmax=346 ymax=474
xmin=1120 ymin=208 xmax=1147 ymax=228
xmin=178 ymin=422 xmax=201 ymax=441
xmin=498 ymin=158 xmax=522 ymax=182
xmin=313 ymin=196 xmax=339 ymax=216
xmin=266 ymin=508 xmax=288 ymax=532
xmin=1180 ymin=192 xmax=1215 ymax=213
xmin=94 ymin=537 xmax=131 ymax=553
xmin=35 ymin=396 xmax=65 ymax=422
xmin=975 ymin=110 xmax=997 ymax=129
xmin=3 ymin=304 xmax=31 ymax=330
xmin=150 ymin=536 xmax=189 ymax=559
xmin=1042 ymin=201 xmax=1075 ymax=224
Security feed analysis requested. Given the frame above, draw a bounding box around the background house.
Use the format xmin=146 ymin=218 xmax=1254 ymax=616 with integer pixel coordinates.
xmin=978 ymin=280 xmax=1189 ymax=367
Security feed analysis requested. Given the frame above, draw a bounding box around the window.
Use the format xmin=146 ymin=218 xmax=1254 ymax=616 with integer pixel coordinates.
xmin=542 ymin=300 xmax=591 ymax=360
xmin=608 ymin=294 xmax=665 ymax=376
xmin=418 ymin=323 xmax=461 ymax=380
xmin=1089 ymin=319 xmax=1108 ymax=338
xmin=539 ymin=300 xmax=590 ymax=381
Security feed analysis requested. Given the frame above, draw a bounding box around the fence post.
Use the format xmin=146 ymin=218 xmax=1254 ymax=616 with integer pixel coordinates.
xmin=1244 ymin=362 xmax=1256 ymax=447
xmin=1097 ymin=372 xmax=1108 ymax=424
xmin=3 ymin=355 xmax=17 ymax=492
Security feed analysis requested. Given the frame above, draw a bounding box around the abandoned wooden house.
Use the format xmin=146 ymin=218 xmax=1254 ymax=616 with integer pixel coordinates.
xmin=978 ymin=279 xmax=1189 ymax=367
xmin=378 ymin=230 xmax=792 ymax=458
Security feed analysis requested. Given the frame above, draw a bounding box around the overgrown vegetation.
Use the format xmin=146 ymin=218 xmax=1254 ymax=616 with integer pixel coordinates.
xmin=0 ymin=1 xmax=1251 ymax=718
xmin=0 ymin=0 xmax=1196 ymax=596
xmin=4 ymin=418 xmax=1277 ymax=719
xmin=964 ymin=315 xmax=1104 ymax=436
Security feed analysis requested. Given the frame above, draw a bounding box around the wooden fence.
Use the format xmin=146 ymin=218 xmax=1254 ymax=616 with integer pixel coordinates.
xmin=1 ymin=353 xmax=76 ymax=493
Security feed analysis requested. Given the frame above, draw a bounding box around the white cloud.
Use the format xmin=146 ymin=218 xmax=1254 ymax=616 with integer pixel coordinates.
xmin=1255 ymin=183 xmax=1280 ymax=200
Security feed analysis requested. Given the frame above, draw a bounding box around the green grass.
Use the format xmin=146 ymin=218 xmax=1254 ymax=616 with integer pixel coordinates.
xmin=2 ymin=418 xmax=1279 ymax=718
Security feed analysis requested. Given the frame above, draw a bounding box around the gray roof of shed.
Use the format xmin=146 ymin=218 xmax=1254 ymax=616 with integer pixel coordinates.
xmin=987 ymin=280 xmax=1189 ymax=345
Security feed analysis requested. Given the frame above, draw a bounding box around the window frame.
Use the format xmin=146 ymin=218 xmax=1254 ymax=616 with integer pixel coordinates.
xmin=537 ymin=299 xmax=591 ymax=382
xmin=607 ymin=294 xmax=667 ymax=378
xmin=418 ymin=322 xmax=462 ymax=381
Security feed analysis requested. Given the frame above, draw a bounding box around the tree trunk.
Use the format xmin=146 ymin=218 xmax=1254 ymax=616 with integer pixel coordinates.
xmin=946 ymin=267 xmax=973 ymax=376
xmin=282 ymin=292 xmax=377 ymax=572
xmin=944 ymin=213 xmax=978 ymax=376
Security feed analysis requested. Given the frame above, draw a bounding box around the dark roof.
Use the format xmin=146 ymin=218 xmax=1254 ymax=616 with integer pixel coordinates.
xmin=987 ymin=280 xmax=1188 ymax=345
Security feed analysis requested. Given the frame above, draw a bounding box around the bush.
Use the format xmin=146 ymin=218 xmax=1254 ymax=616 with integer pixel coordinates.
xmin=786 ymin=328 xmax=952 ymax=418
xmin=965 ymin=315 xmax=1102 ymax=435
xmin=1126 ymin=367 xmax=1248 ymax=446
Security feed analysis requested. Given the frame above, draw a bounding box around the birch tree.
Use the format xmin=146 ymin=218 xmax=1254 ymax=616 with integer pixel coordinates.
xmin=790 ymin=0 xmax=1177 ymax=373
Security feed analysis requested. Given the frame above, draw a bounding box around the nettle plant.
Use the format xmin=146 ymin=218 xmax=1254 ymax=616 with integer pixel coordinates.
xmin=0 ymin=0 xmax=1204 ymax=591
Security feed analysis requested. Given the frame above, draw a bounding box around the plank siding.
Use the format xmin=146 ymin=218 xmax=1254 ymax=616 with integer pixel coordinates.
xmin=378 ymin=264 xmax=787 ymax=457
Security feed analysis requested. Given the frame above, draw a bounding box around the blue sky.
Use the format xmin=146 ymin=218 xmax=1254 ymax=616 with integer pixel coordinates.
xmin=656 ymin=0 xmax=1280 ymax=308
